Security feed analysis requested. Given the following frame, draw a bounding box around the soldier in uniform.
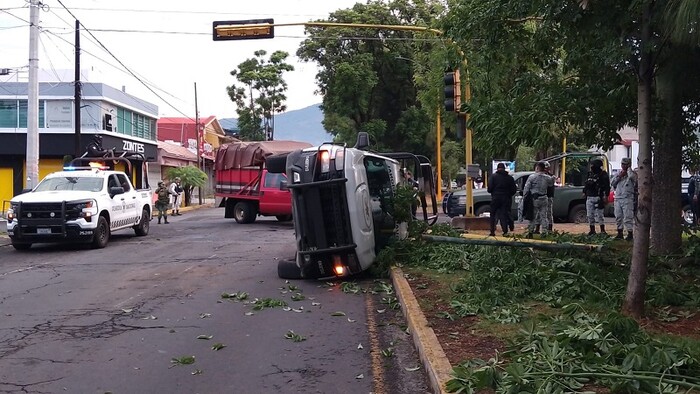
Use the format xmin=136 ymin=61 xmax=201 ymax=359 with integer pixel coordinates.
xmin=155 ymin=181 xmax=171 ymax=224
xmin=611 ymin=158 xmax=637 ymax=240
xmin=523 ymin=161 xmax=554 ymax=237
xmin=583 ymin=159 xmax=611 ymax=235
xmin=86 ymin=134 xmax=115 ymax=158
xmin=487 ymin=162 xmax=517 ymax=236
xmin=543 ymin=161 xmax=555 ymax=232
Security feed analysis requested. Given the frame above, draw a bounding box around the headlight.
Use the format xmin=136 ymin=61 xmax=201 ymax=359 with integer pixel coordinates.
xmin=71 ymin=200 xmax=98 ymax=221
xmin=7 ymin=206 xmax=16 ymax=222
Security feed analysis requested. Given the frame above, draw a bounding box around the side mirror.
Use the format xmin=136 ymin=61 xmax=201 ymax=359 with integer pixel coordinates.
xmin=109 ymin=186 xmax=125 ymax=197
xmin=279 ymin=180 xmax=289 ymax=191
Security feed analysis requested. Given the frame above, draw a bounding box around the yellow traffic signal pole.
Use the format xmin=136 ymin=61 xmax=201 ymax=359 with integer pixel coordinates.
xmin=561 ymin=137 xmax=567 ymax=185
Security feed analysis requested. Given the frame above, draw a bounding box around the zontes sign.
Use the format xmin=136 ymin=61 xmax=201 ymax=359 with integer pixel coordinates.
xmin=123 ymin=140 xmax=145 ymax=153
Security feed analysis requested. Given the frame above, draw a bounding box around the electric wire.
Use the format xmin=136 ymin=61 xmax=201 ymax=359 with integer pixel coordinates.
xmin=55 ymin=0 xmax=195 ymax=122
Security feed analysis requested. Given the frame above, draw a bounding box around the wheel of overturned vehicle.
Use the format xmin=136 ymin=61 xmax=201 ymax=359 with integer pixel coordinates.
xmin=233 ymin=201 xmax=256 ymax=224
xmin=278 ymin=259 xmax=303 ymax=279
xmin=475 ymin=205 xmax=491 ymax=217
xmin=134 ymin=208 xmax=150 ymax=236
xmin=276 ymin=215 xmax=293 ymax=222
xmin=11 ymin=242 xmax=31 ymax=251
xmin=92 ymin=215 xmax=110 ymax=249
xmin=568 ymin=204 xmax=587 ymax=224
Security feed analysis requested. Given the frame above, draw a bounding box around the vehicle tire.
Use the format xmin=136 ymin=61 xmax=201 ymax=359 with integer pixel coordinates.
xmin=475 ymin=204 xmax=491 ymax=217
xmin=276 ymin=215 xmax=293 ymax=222
xmin=134 ymin=208 xmax=150 ymax=236
xmin=568 ymin=204 xmax=587 ymax=224
xmin=266 ymin=154 xmax=288 ymax=174
xmin=11 ymin=242 xmax=31 ymax=251
xmin=233 ymin=201 xmax=256 ymax=224
xmin=278 ymin=259 xmax=303 ymax=279
xmin=91 ymin=215 xmax=110 ymax=249
xmin=682 ymin=204 xmax=694 ymax=225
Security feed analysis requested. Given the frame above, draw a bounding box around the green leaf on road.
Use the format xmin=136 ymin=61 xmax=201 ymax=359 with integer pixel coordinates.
xmin=331 ymin=311 xmax=346 ymax=317
xmin=171 ymin=356 xmax=195 ymax=366
xmin=284 ymin=330 xmax=306 ymax=342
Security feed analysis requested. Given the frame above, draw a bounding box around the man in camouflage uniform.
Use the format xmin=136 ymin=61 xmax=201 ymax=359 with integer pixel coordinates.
xmin=524 ymin=161 xmax=554 ymax=237
xmin=543 ymin=161 xmax=555 ymax=232
xmin=583 ymin=159 xmax=611 ymax=235
xmin=611 ymin=157 xmax=637 ymax=240
xmin=155 ymin=181 xmax=171 ymax=224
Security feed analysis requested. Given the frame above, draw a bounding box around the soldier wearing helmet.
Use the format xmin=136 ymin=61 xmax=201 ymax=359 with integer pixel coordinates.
xmin=169 ymin=177 xmax=183 ymax=216
xmin=154 ymin=181 xmax=171 ymax=224
xmin=583 ymin=158 xmax=611 ymax=235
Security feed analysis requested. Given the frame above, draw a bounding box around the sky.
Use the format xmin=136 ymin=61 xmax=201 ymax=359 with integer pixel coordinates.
xmin=0 ymin=0 xmax=360 ymax=120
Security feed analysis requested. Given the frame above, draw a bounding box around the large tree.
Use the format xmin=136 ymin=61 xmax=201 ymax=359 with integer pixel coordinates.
xmin=226 ymin=50 xmax=294 ymax=141
xmin=442 ymin=0 xmax=700 ymax=319
xmin=296 ymin=0 xmax=444 ymax=158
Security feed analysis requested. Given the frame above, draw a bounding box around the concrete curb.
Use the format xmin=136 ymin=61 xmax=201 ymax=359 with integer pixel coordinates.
xmin=391 ymin=266 xmax=453 ymax=394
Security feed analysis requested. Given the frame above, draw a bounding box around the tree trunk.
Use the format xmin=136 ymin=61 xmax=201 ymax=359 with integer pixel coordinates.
xmin=651 ymin=52 xmax=683 ymax=254
xmin=623 ymin=0 xmax=655 ymax=320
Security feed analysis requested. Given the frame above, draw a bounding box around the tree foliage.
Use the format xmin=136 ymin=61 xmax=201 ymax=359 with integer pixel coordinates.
xmin=226 ymin=50 xmax=294 ymax=141
xmin=165 ymin=166 xmax=207 ymax=206
xmin=297 ymin=0 xmax=444 ymax=158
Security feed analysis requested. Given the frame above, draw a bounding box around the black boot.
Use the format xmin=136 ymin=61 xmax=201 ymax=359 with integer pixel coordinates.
xmin=626 ymin=231 xmax=633 ymax=241
xmin=600 ymin=225 xmax=607 ymax=235
xmin=588 ymin=225 xmax=596 ymax=235
xmin=158 ymin=218 xmax=161 ymax=224
xmin=164 ymin=216 xmax=169 ymax=224
xmin=615 ymin=229 xmax=624 ymax=239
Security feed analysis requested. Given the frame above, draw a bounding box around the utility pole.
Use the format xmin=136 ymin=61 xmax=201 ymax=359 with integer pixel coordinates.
xmin=74 ymin=20 xmax=82 ymax=158
xmin=194 ymin=82 xmax=203 ymax=205
xmin=26 ymin=0 xmax=40 ymax=188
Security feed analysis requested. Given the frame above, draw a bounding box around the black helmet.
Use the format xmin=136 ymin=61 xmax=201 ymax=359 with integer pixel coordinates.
xmin=94 ymin=134 xmax=103 ymax=142
xmin=591 ymin=159 xmax=603 ymax=167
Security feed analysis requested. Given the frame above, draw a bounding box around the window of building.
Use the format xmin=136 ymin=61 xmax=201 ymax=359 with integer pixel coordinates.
xmin=116 ymin=107 xmax=154 ymax=140
xmin=0 ymin=99 xmax=44 ymax=128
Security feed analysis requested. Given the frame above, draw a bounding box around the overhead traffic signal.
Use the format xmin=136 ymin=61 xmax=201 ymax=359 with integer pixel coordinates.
xmin=443 ymin=69 xmax=461 ymax=113
xmin=213 ymin=18 xmax=275 ymax=41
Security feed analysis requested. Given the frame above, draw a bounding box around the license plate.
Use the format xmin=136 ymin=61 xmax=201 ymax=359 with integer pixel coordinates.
xmin=37 ymin=228 xmax=51 ymax=235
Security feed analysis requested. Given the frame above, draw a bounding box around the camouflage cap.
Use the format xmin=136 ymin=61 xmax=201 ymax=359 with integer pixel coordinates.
xmin=621 ymin=158 xmax=631 ymax=165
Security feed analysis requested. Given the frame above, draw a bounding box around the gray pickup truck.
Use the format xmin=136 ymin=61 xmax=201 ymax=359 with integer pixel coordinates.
xmin=444 ymin=153 xmax=618 ymax=223
xmin=444 ymin=171 xmax=603 ymax=223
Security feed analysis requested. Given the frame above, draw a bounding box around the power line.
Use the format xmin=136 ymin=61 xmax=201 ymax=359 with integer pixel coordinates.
xmin=55 ymin=0 xmax=195 ymax=122
xmin=60 ymin=6 xmax=333 ymax=18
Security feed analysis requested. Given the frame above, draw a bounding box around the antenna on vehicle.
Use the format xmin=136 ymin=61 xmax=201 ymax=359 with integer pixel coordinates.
xmin=354 ymin=132 xmax=370 ymax=150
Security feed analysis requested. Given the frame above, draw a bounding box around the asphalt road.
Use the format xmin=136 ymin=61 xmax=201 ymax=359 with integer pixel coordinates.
xmin=0 ymin=207 xmax=429 ymax=393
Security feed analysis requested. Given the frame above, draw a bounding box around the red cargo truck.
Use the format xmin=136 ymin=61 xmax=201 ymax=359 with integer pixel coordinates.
xmin=215 ymin=140 xmax=312 ymax=223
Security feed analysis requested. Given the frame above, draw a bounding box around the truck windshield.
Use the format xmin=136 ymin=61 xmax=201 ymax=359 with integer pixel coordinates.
xmin=34 ymin=177 xmax=104 ymax=192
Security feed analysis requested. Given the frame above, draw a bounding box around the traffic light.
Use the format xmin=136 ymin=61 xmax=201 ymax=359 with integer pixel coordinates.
xmin=443 ymin=69 xmax=461 ymax=113
xmin=213 ymin=19 xmax=275 ymax=41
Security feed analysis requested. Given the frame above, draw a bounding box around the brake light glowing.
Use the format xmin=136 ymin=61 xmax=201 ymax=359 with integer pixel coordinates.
xmin=332 ymin=255 xmax=345 ymax=276
xmin=320 ymin=150 xmax=330 ymax=172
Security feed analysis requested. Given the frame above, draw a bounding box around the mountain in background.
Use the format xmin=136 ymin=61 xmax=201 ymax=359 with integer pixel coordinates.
xmin=219 ymin=104 xmax=333 ymax=146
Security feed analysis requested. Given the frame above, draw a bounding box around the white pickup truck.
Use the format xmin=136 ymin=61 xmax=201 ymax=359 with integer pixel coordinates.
xmin=6 ymin=163 xmax=152 ymax=250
